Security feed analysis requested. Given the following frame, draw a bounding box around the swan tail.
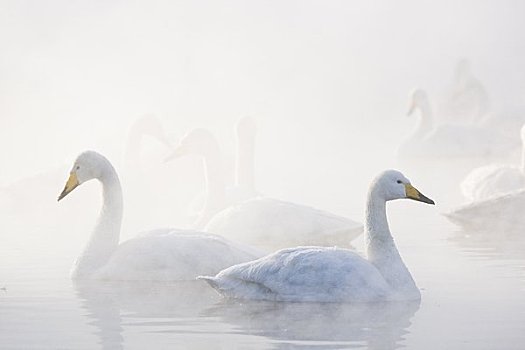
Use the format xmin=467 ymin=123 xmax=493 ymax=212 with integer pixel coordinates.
xmin=197 ymin=275 xmax=220 ymax=290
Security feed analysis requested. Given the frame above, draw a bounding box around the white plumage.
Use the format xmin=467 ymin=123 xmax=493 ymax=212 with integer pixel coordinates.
xmin=460 ymin=124 xmax=525 ymax=202
xmin=165 ymin=124 xmax=259 ymax=229
xmin=445 ymin=189 xmax=525 ymax=233
xmin=398 ymin=89 xmax=515 ymax=159
xmin=199 ymin=170 xmax=435 ymax=302
xmin=205 ymin=198 xmax=363 ymax=250
xmin=58 ymin=151 xmax=261 ymax=281
xmin=91 ymin=229 xmax=260 ymax=281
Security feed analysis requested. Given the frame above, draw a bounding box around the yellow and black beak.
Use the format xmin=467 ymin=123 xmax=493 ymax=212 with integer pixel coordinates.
xmin=405 ymin=184 xmax=435 ymax=205
xmin=57 ymin=172 xmax=79 ymax=202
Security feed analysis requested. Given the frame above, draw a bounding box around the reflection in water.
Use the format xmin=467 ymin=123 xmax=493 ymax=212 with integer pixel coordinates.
xmin=450 ymin=229 xmax=525 ymax=263
xmin=449 ymin=228 xmax=525 ymax=291
xmin=74 ymin=281 xmax=124 ymax=350
xmin=74 ymin=280 xmax=220 ymax=349
xmin=205 ymin=299 xmax=420 ymax=350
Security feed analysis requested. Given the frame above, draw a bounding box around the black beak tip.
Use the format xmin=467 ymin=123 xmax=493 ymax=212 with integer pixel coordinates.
xmin=57 ymin=188 xmax=68 ymax=202
xmin=422 ymin=196 xmax=435 ymax=205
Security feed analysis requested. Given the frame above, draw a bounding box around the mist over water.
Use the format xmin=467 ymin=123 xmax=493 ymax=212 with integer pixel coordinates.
xmin=1 ymin=1 xmax=525 ymax=349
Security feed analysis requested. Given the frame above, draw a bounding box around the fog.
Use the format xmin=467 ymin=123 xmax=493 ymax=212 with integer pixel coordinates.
xmin=1 ymin=1 xmax=525 ymax=349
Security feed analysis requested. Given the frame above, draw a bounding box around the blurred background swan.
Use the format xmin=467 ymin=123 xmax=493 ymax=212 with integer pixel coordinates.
xmin=165 ymin=128 xmax=231 ymax=228
xmin=205 ymin=197 xmax=363 ymax=251
xmin=460 ymin=124 xmax=525 ymax=202
xmin=398 ymin=89 xmax=515 ymax=159
xmin=120 ymin=114 xmax=181 ymax=231
xmin=57 ymin=151 xmax=261 ymax=280
xmin=122 ymin=114 xmax=172 ymax=174
xmin=200 ymin=170 xmax=434 ymax=302
xmin=438 ymin=59 xmax=490 ymax=125
xmin=444 ymin=189 xmax=525 ymax=234
xmin=167 ymin=117 xmax=261 ymax=228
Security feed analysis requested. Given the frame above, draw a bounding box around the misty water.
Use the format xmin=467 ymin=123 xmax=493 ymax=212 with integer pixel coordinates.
xmin=2 ymin=155 xmax=524 ymax=349
xmin=2 ymin=1 xmax=525 ymax=349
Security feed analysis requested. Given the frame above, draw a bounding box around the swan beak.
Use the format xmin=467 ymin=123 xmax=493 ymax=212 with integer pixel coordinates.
xmin=58 ymin=172 xmax=79 ymax=201
xmin=164 ymin=145 xmax=186 ymax=163
xmin=405 ymin=184 xmax=435 ymax=205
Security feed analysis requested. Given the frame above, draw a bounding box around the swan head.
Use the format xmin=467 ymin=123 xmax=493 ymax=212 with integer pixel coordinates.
xmin=165 ymin=128 xmax=219 ymax=161
xmin=371 ymin=170 xmax=434 ymax=205
xmin=58 ymin=151 xmax=112 ymax=201
xmin=236 ymin=116 xmax=257 ymax=141
xmin=407 ymin=89 xmax=428 ymax=116
xmin=129 ymin=114 xmax=171 ymax=148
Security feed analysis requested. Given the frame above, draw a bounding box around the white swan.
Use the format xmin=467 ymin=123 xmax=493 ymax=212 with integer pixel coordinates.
xmin=444 ymin=189 xmax=525 ymax=233
xmin=165 ymin=128 xmax=229 ymax=229
xmin=398 ymin=89 xmax=514 ymax=159
xmin=205 ymin=197 xmax=363 ymax=250
xmin=438 ymin=59 xmax=490 ymax=124
xmin=199 ymin=170 xmax=434 ymax=302
xmin=460 ymin=124 xmax=525 ymax=202
xmin=57 ymin=151 xmax=261 ymax=280
xmin=165 ymin=121 xmax=260 ymax=229
xmin=123 ymin=114 xmax=172 ymax=172
xmin=1 ymin=116 xmax=172 ymax=247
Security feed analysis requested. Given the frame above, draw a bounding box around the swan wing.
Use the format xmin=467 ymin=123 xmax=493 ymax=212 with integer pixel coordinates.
xmin=205 ymin=198 xmax=363 ymax=249
xmin=444 ymin=189 xmax=525 ymax=232
xmin=461 ymin=164 xmax=524 ymax=201
xmin=95 ymin=230 xmax=262 ymax=281
xmin=200 ymin=246 xmax=389 ymax=302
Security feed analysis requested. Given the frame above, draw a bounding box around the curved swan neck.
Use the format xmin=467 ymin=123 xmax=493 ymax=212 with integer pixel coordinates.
xmin=198 ymin=146 xmax=226 ymax=228
xmin=235 ymin=131 xmax=255 ymax=191
xmin=365 ymin=190 xmax=392 ymax=248
xmin=73 ymin=163 xmax=123 ymax=278
xmin=364 ymin=188 xmax=418 ymax=297
xmin=414 ymin=99 xmax=434 ymax=138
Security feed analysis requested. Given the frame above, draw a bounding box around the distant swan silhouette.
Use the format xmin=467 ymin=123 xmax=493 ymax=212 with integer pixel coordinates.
xmin=398 ymin=89 xmax=512 ymax=159
xmin=461 ymin=124 xmax=525 ymax=202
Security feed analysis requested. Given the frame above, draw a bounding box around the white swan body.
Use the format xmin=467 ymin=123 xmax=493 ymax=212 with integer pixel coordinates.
xmin=438 ymin=59 xmax=490 ymax=124
xmin=445 ymin=189 xmax=525 ymax=233
xmin=481 ymin=105 xmax=525 ymax=140
xmin=205 ymin=198 xmax=363 ymax=250
xmin=398 ymin=89 xmax=514 ymax=159
xmin=460 ymin=165 xmax=525 ymax=202
xmin=58 ymin=151 xmax=261 ymax=281
xmin=83 ymin=229 xmax=260 ymax=281
xmin=460 ymin=124 xmax=525 ymax=202
xmin=199 ymin=170 xmax=435 ymax=302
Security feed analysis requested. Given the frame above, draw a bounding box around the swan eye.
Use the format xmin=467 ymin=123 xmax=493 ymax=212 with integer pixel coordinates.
xmin=396 ymin=180 xmax=402 ymax=184
xmin=76 ymin=166 xmax=80 ymax=170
